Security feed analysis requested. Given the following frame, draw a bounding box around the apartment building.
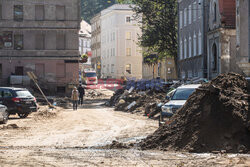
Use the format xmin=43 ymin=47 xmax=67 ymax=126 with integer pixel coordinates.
xmin=90 ymin=13 xmax=101 ymax=78
xmin=235 ymin=0 xmax=250 ymax=76
xmin=100 ymin=4 xmax=143 ymax=79
xmin=178 ymin=0 xmax=208 ymax=79
xmin=0 ymin=0 xmax=80 ymax=93
xmin=79 ymin=20 xmax=91 ymax=67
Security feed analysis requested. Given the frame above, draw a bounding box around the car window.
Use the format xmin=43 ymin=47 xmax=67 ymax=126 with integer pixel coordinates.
xmin=85 ymin=73 xmax=97 ymax=77
xmin=15 ymin=90 xmax=33 ymax=97
xmin=1 ymin=90 xmax=13 ymax=98
xmin=171 ymin=88 xmax=195 ymax=100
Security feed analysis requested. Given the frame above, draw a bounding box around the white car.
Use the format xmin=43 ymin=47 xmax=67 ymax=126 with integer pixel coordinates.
xmin=161 ymin=84 xmax=201 ymax=117
xmin=0 ymin=104 xmax=8 ymax=124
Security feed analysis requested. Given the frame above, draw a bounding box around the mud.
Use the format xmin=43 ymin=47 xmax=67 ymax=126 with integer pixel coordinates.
xmin=140 ymin=73 xmax=250 ymax=153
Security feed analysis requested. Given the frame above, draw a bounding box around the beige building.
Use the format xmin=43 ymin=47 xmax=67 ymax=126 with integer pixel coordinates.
xmin=90 ymin=13 xmax=101 ymax=78
xmin=99 ymin=4 xmax=143 ymax=79
xmin=0 ymin=0 xmax=80 ymax=93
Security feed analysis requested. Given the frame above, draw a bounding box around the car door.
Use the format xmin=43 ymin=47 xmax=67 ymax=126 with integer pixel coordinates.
xmin=1 ymin=89 xmax=15 ymax=111
xmin=0 ymin=88 xmax=3 ymax=105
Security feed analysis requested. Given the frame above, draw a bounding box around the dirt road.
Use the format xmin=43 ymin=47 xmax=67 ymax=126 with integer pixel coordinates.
xmin=0 ymin=95 xmax=250 ymax=166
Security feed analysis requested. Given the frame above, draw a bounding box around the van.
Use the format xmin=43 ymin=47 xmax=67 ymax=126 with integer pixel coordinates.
xmin=82 ymin=70 xmax=98 ymax=85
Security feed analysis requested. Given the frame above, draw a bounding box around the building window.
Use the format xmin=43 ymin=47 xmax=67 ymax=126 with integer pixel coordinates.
xmin=14 ymin=34 xmax=23 ymax=50
xmin=198 ymin=0 xmax=202 ymax=18
xmin=212 ymin=44 xmax=217 ymax=72
xmin=0 ymin=4 xmax=2 ymax=20
xmin=198 ymin=30 xmax=202 ymax=55
xmin=113 ymin=48 xmax=115 ymax=57
xmin=15 ymin=66 xmax=24 ymax=75
xmin=0 ymin=64 xmax=2 ymax=78
xmin=213 ymin=3 xmax=217 ymax=22
xmin=189 ymin=36 xmax=192 ymax=57
xmin=107 ymin=49 xmax=109 ymax=58
xmin=126 ymin=16 xmax=131 ymax=23
xmin=193 ymin=2 xmax=197 ymax=21
xmin=111 ymin=64 xmax=114 ymax=73
xmin=179 ymin=11 xmax=183 ymax=29
xmin=14 ymin=5 xmax=23 ymax=21
xmin=126 ymin=32 xmax=131 ymax=40
xmin=126 ymin=48 xmax=131 ymax=56
xmin=184 ymin=8 xmax=187 ymax=26
xmin=0 ymin=31 xmax=13 ymax=49
xmin=180 ymin=39 xmax=183 ymax=60
xmin=35 ymin=5 xmax=44 ymax=21
xmin=56 ymin=63 xmax=65 ymax=77
xmin=35 ymin=34 xmax=45 ymax=50
xmin=188 ymin=5 xmax=192 ymax=24
xmin=56 ymin=5 xmax=65 ymax=21
xmin=193 ymin=33 xmax=197 ymax=57
xmin=56 ymin=33 xmax=65 ymax=50
xmin=113 ymin=32 xmax=115 ymax=41
xmin=125 ymin=64 xmax=131 ymax=74
xmin=184 ymin=38 xmax=187 ymax=59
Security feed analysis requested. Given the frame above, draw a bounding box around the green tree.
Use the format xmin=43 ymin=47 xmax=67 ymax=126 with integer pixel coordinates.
xmin=118 ymin=0 xmax=178 ymax=75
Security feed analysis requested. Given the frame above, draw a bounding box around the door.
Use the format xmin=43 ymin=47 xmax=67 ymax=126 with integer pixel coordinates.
xmin=15 ymin=66 xmax=24 ymax=75
xmin=0 ymin=89 xmax=15 ymax=112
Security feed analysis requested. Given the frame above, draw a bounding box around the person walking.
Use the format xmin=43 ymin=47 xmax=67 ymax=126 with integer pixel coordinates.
xmin=78 ymin=84 xmax=85 ymax=106
xmin=71 ymin=87 xmax=79 ymax=110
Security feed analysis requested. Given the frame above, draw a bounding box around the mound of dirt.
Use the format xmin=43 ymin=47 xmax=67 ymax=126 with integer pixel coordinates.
xmin=140 ymin=73 xmax=250 ymax=153
xmin=34 ymin=106 xmax=58 ymax=119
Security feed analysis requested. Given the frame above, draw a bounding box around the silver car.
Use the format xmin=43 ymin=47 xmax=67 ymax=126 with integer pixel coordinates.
xmin=0 ymin=104 xmax=8 ymax=124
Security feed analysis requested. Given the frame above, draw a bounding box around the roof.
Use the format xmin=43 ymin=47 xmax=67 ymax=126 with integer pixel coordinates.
xmin=218 ymin=0 xmax=236 ymax=28
xmin=177 ymin=84 xmax=201 ymax=89
xmin=101 ymin=4 xmax=134 ymax=16
xmin=79 ymin=20 xmax=91 ymax=37
xmin=0 ymin=87 xmax=27 ymax=90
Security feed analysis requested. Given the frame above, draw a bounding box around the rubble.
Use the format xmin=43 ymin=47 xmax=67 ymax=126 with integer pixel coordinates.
xmin=139 ymin=73 xmax=250 ymax=153
xmin=34 ymin=106 xmax=58 ymax=119
xmin=85 ymin=89 xmax=108 ymax=98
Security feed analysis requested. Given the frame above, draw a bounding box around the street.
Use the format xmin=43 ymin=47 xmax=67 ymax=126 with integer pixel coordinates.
xmin=0 ymin=89 xmax=250 ymax=167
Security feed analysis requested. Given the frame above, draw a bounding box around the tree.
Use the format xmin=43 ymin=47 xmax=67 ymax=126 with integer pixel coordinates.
xmin=118 ymin=0 xmax=178 ymax=75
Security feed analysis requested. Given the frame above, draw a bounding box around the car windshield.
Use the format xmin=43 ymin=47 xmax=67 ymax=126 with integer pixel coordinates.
xmin=85 ymin=73 xmax=97 ymax=77
xmin=171 ymin=88 xmax=195 ymax=100
xmin=15 ymin=90 xmax=33 ymax=97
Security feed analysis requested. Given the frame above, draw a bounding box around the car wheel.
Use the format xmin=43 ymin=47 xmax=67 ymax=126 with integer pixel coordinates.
xmin=18 ymin=113 xmax=29 ymax=118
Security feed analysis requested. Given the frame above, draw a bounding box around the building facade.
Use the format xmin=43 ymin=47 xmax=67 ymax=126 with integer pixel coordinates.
xmin=207 ymin=0 xmax=236 ymax=79
xmin=100 ymin=4 xmax=143 ymax=79
xmin=0 ymin=0 xmax=80 ymax=93
xmin=236 ymin=0 xmax=250 ymax=77
xmin=90 ymin=13 xmax=101 ymax=78
xmin=178 ymin=0 xmax=208 ymax=79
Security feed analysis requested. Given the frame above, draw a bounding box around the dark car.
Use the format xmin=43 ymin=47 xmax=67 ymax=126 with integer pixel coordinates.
xmin=0 ymin=87 xmax=38 ymax=118
xmin=0 ymin=104 xmax=8 ymax=124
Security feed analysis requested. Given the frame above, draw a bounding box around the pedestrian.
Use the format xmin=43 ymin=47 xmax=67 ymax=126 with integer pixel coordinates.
xmin=71 ymin=87 xmax=79 ymax=110
xmin=78 ymin=84 xmax=85 ymax=105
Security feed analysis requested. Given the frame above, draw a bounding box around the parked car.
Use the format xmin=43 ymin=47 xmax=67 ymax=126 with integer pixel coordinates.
xmin=0 ymin=87 xmax=38 ymax=118
xmin=82 ymin=70 xmax=98 ymax=85
xmin=0 ymin=104 xmax=8 ymax=124
xmin=161 ymin=84 xmax=201 ymax=118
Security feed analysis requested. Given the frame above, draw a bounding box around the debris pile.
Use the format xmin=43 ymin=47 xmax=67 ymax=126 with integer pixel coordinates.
xmin=85 ymin=89 xmax=107 ymax=98
xmin=140 ymin=73 xmax=250 ymax=153
xmin=34 ymin=106 xmax=58 ymax=119
xmin=107 ymin=86 xmax=167 ymax=118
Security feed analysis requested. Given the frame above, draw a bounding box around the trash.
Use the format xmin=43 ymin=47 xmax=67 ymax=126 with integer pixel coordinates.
xmin=140 ymin=73 xmax=250 ymax=153
xmin=127 ymin=101 xmax=136 ymax=110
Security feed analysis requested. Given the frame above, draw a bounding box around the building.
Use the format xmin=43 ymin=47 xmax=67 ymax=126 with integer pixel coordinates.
xmin=207 ymin=0 xmax=236 ymax=79
xmin=79 ymin=20 xmax=91 ymax=69
xmin=178 ymin=0 xmax=208 ymax=80
xmin=0 ymin=0 xmax=81 ymax=93
xmin=94 ymin=4 xmax=143 ymax=79
xmin=90 ymin=13 xmax=101 ymax=78
xmin=235 ymin=0 xmax=250 ymax=76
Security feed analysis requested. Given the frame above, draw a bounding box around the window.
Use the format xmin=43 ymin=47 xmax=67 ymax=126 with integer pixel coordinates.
xmin=198 ymin=0 xmax=202 ymax=18
xmin=126 ymin=48 xmax=131 ymax=56
xmin=56 ymin=5 xmax=65 ymax=21
xmin=56 ymin=33 xmax=65 ymax=50
xmin=107 ymin=64 xmax=110 ymax=73
xmin=193 ymin=33 xmax=197 ymax=57
xmin=113 ymin=48 xmax=115 ymax=57
xmin=179 ymin=39 xmax=183 ymax=60
xmin=0 ymin=31 xmax=13 ymax=49
xmin=35 ymin=5 xmax=44 ymax=21
xmin=126 ymin=16 xmax=131 ymax=23
xmin=111 ymin=64 xmax=114 ymax=73
xmin=35 ymin=34 xmax=45 ymax=50
xmin=14 ymin=5 xmax=23 ymax=21
xmin=14 ymin=34 xmax=23 ymax=50
xmin=0 ymin=4 xmax=2 ymax=20
xmin=56 ymin=63 xmax=65 ymax=77
xmin=213 ymin=3 xmax=217 ymax=22
xmin=15 ymin=66 xmax=24 ymax=75
xmin=189 ymin=36 xmax=192 ymax=57
xmin=126 ymin=32 xmax=131 ymax=40
xmin=184 ymin=8 xmax=187 ymax=26
xmin=193 ymin=2 xmax=197 ymax=21
xmin=0 ymin=64 xmax=2 ymax=78
xmin=179 ymin=11 xmax=183 ymax=29
xmin=107 ymin=49 xmax=109 ymax=58
xmin=1 ymin=90 xmax=12 ymax=98
xmin=126 ymin=64 xmax=131 ymax=74
xmin=188 ymin=5 xmax=192 ymax=24
xmin=212 ymin=44 xmax=217 ymax=71
xmin=198 ymin=30 xmax=202 ymax=55
xmin=184 ymin=38 xmax=187 ymax=59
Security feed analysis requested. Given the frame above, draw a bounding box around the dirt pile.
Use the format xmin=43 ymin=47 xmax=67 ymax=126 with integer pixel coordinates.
xmin=34 ymin=106 xmax=58 ymax=119
xmin=107 ymin=88 xmax=166 ymax=118
xmin=140 ymin=73 xmax=250 ymax=153
xmin=85 ymin=89 xmax=107 ymax=98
